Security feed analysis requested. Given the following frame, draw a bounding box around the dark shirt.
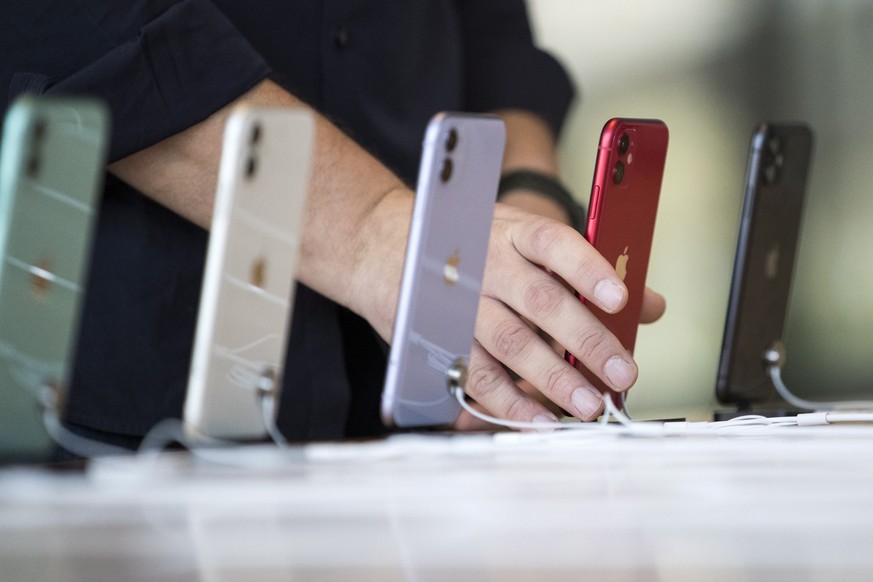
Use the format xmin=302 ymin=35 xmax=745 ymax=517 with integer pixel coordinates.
xmin=1 ymin=0 xmax=574 ymax=443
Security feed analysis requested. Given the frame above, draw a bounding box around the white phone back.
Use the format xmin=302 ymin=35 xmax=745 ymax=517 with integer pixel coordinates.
xmin=381 ymin=113 xmax=506 ymax=427
xmin=184 ymin=107 xmax=313 ymax=440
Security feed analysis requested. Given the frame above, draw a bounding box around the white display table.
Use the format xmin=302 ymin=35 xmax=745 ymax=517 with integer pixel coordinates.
xmin=2 ymin=426 xmax=873 ymax=581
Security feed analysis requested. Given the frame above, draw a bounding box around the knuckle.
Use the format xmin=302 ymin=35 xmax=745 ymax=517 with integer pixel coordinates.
xmin=540 ymin=362 xmax=571 ymax=397
xmin=485 ymin=235 xmax=503 ymax=266
xmin=503 ymin=396 xmax=538 ymax=423
xmin=466 ymin=359 xmax=507 ymax=401
xmin=490 ymin=319 xmax=534 ymax=361
xmin=528 ymin=219 xmax=564 ymax=256
xmin=522 ymin=279 xmax=564 ymax=319
xmin=482 ymin=238 xmax=513 ymax=290
xmin=571 ymin=252 xmax=601 ymax=284
xmin=570 ymin=327 xmax=611 ymax=363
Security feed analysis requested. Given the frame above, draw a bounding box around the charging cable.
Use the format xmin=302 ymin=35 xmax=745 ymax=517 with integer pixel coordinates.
xmin=449 ymin=384 xmax=873 ymax=437
xmin=764 ymin=346 xmax=873 ymax=412
xmin=42 ymin=374 xmax=288 ymax=462
xmin=256 ymin=371 xmax=287 ymax=447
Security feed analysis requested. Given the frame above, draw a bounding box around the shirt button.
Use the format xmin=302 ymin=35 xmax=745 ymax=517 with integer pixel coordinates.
xmin=333 ymin=25 xmax=350 ymax=49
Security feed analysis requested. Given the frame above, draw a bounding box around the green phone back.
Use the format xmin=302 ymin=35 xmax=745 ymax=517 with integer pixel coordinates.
xmin=0 ymin=96 xmax=108 ymax=463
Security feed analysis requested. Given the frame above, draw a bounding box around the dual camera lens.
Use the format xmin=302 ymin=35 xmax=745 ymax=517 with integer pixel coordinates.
xmin=440 ymin=128 xmax=458 ymax=183
xmin=619 ymin=133 xmax=629 ymax=156
xmin=762 ymin=136 xmax=784 ymax=185
xmin=245 ymin=123 xmax=263 ymax=179
xmin=26 ymin=118 xmax=47 ymax=178
xmin=614 ymin=132 xmax=630 ymax=185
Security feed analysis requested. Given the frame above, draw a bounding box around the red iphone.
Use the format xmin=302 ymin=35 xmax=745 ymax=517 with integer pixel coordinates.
xmin=566 ymin=118 xmax=669 ymax=407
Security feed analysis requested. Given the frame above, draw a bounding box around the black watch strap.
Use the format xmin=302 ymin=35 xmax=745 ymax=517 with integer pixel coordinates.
xmin=497 ymin=170 xmax=586 ymax=230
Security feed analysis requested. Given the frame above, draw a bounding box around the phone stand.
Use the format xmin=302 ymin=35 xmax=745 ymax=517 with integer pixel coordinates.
xmin=765 ymin=342 xmax=873 ymax=413
xmin=762 ymin=339 xmax=785 ymax=371
xmin=446 ymin=357 xmax=468 ymax=394
xmin=255 ymin=367 xmax=278 ymax=397
xmin=713 ymin=339 xmax=798 ymax=420
xmin=253 ymin=367 xmax=287 ymax=446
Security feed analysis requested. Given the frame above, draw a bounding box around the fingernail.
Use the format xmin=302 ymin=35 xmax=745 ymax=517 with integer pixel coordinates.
xmin=605 ymin=356 xmax=636 ymax=390
xmin=571 ymin=387 xmax=603 ymax=419
xmin=532 ymin=413 xmax=559 ymax=433
xmin=593 ymin=279 xmax=624 ymax=312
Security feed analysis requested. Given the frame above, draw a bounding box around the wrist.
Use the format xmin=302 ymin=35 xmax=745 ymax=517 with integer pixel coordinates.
xmin=497 ymin=189 xmax=572 ymax=225
xmin=498 ymin=169 xmax=585 ymax=231
xmin=346 ymin=186 xmax=414 ymax=340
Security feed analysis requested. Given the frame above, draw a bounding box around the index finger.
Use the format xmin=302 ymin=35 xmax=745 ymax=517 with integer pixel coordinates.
xmin=508 ymin=217 xmax=628 ymax=314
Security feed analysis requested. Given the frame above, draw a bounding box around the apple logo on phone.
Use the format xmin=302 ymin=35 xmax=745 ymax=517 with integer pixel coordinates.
xmin=615 ymin=246 xmax=629 ymax=281
xmin=250 ymin=256 xmax=267 ymax=289
xmin=29 ymin=258 xmax=54 ymax=297
xmin=444 ymin=252 xmax=460 ymax=285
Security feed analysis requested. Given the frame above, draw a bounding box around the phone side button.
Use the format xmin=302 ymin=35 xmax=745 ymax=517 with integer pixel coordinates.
xmin=589 ymin=185 xmax=600 ymax=219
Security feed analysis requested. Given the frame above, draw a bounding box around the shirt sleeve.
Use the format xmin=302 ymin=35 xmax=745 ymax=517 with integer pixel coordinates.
xmin=456 ymin=0 xmax=576 ymax=138
xmin=14 ymin=0 xmax=271 ymax=162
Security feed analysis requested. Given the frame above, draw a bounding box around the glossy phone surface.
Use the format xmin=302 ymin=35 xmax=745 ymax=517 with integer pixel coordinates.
xmin=716 ymin=124 xmax=813 ymax=407
xmin=381 ymin=113 xmax=505 ymax=428
xmin=0 ymin=96 xmax=108 ymax=463
xmin=184 ymin=106 xmax=313 ymax=440
xmin=566 ymin=118 xmax=668 ymax=407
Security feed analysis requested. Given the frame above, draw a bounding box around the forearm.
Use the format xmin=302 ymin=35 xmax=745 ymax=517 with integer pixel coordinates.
xmin=497 ymin=108 xmax=560 ymax=175
xmin=108 ymin=79 xmax=410 ymax=325
xmin=493 ymin=109 xmax=574 ymax=225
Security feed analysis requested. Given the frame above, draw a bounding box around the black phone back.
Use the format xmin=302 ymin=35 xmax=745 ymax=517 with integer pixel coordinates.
xmin=716 ymin=123 xmax=813 ymax=408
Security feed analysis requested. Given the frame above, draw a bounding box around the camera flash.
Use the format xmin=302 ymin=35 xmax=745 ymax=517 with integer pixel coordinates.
xmin=627 ymin=153 xmax=634 ymax=165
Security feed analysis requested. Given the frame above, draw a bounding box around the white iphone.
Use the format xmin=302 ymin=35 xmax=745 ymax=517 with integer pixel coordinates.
xmin=381 ymin=113 xmax=506 ymax=428
xmin=183 ymin=106 xmax=314 ymax=441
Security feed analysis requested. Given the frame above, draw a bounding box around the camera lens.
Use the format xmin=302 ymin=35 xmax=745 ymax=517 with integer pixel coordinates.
xmin=445 ymin=128 xmax=458 ymax=152
xmin=618 ymin=133 xmax=629 ymax=156
xmin=32 ymin=119 xmax=47 ymax=142
xmin=613 ymin=161 xmax=624 ymax=184
xmin=762 ymin=150 xmax=784 ymax=185
xmin=440 ymin=158 xmax=453 ymax=183
xmin=250 ymin=123 xmax=262 ymax=146
xmin=26 ymin=155 xmax=40 ymax=178
xmin=245 ymin=155 xmax=258 ymax=179
xmin=774 ymin=152 xmax=784 ymax=168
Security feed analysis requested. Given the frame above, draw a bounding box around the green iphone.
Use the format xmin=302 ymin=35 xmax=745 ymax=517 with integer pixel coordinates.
xmin=0 ymin=95 xmax=108 ymax=463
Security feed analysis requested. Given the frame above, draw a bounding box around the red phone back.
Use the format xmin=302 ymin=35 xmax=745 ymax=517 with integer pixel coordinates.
xmin=567 ymin=118 xmax=668 ymax=405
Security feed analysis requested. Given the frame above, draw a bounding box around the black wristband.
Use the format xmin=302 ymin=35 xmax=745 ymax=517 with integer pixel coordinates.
xmin=497 ymin=170 xmax=586 ymax=230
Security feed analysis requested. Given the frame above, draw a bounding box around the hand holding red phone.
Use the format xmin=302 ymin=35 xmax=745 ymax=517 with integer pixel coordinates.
xmin=455 ymin=119 xmax=668 ymax=425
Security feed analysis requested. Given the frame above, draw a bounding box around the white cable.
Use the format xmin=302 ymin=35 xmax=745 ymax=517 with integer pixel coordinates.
xmin=46 ymin=407 xmax=235 ymax=462
xmin=799 ymin=412 xmax=873 ymax=426
xmin=768 ymin=364 xmax=873 ymax=412
xmin=259 ymin=390 xmax=287 ymax=447
xmin=136 ymin=395 xmax=287 ymax=458
xmin=452 ymin=385 xmax=602 ymax=431
xmin=42 ymin=378 xmax=286 ymax=462
xmin=452 ymin=384 xmax=873 ymax=438
xmin=44 ymin=367 xmax=873 ymax=462
xmin=136 ymin=418 xmax=246 ymax=456
xmin=826 ymin=413 xmax=873 ymax=423
xmin=451 ymin=386 xmax=666 ymax=436
xmin=43 ymin=407 xmax=132 ymax=458
xmin=136 ymin=378 xmax=287 ymax=458
xmin=134 ymin=420 xmax=291 ymax=471
xmin=36 ymin=383 xmax=132 ymax=458
xmin=136 ymin=418 xmax=191 ymax=454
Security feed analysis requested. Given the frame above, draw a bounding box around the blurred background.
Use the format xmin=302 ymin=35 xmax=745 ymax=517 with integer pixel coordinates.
xmin=528 ymin=0 xmax=873 ymax=419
